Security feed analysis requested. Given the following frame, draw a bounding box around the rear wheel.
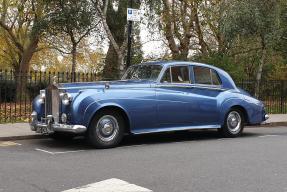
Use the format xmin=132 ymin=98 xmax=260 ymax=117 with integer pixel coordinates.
xmin=220 ymin=109 xmax=244 ymax=137
xmin=87 ymin=110 xmax=124 ymax=148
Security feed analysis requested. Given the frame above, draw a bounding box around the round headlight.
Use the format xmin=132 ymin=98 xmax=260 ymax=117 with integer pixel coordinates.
xmin=40 ymin=90 xmax=45 ymax=99
xmin=38 ymin=90 xmax=45 ymax=104
xmin=60 ymin=92 xmax=72 ymax=105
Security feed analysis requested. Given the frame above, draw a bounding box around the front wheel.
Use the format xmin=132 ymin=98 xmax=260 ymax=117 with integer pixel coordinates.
xmin=220 ymin=109 xmax=244 ymax=137
xmin=87 ymin=110 xmax=124 ymax=148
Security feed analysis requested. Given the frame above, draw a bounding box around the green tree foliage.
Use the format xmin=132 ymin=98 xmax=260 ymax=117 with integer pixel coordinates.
xmin=131 ymin=23 xmax=143 ymax=65
xmin=45 ymin=0 xmax=98 ymax=80
xmin=0 ymin=0 xmax=49 ymax=73
xmin=96 ymin=0 xmax=141 ymax=79
xmin=102 ymin=0 xmax=130 ymax=79
xmin=0 ymin=0 xmax=286 ymax=84
xmin=221 ymin=0 xmax=284 ymax=95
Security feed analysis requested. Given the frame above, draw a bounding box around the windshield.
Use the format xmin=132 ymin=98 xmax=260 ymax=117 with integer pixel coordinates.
xmin=121 ymin=64 xmax=163 ymax=81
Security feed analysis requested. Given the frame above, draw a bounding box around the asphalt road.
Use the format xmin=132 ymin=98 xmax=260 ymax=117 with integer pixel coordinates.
xmin=1 ymin=126 xmax=287 ymax=192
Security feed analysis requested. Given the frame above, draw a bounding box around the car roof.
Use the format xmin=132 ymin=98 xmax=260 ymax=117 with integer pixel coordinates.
xmin=141 ymin=60 xmax=221 ymax=70
xmin=140 ymin=60 xmax=237 ymax=89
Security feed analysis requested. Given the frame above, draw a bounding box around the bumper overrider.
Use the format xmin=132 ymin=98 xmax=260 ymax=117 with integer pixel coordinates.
xmin=30 ymin=112 xmax=87 ymax=135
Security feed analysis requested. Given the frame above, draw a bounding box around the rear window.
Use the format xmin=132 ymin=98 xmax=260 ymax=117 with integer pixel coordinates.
xmin=193 ymin=66 xmax=221 ymax=85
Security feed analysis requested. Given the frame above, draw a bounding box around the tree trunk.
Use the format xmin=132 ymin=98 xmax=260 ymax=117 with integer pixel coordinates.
xmin=71 ymin=43 xmax=77 ymax=82
xmin=172 ymin=52 xmax=188 ymax=60
xmin=194 ymin=7 xmax=209 ymax=56
xmin=19 ymin=40 xmax=38 ymax=73
xmin=16 ymin=38 xmax=39 ymax=100
xmin=118 ymin=53 xmax=125 ymax=77
xmin=255 ymin=41 xmax=267 ymax=98
xmin=103 ymin=45 xmax=119 ymax=80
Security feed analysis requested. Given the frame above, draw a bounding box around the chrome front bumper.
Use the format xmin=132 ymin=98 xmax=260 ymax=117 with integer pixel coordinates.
xmin=30 ymin=121 xmax=87 ymax=135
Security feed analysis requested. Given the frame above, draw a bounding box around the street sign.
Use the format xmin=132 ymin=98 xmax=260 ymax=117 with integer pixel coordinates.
xmin=127 ymin=8 xmax=140 ymax=22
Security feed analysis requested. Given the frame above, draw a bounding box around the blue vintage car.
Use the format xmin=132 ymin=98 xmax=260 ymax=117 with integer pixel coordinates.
xmin=30 ymin=61 xmax=269 ymax=148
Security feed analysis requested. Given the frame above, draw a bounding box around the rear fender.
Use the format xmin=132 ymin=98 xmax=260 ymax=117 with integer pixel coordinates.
xmin=220 ymin=98 xmax=249 ymax=126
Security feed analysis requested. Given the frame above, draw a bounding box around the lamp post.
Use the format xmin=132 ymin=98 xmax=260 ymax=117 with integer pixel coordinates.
xmin=126 ymin=0 xmax=133 ymax=68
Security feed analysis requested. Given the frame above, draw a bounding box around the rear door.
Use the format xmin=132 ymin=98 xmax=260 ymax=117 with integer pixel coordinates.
xmin=156 ymin=65 xmax=223 ymax=128
xmin=189 ymin=66 xmax=223 ymax=125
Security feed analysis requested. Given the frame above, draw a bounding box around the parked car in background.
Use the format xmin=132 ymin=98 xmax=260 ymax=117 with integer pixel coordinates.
xmin=30 ymin=61 xmax=269 ymax=148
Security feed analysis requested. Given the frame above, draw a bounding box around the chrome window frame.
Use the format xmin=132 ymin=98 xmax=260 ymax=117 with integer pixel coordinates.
xmin=156 ymin=64 xmax=226 ymax=91
xmin=121 ymin=64 xmax=163 ymax=81
xmin=158 ymin=64 xmax=191 ymax=84
xmin=193 ymin=66 xmax=222 ymax=87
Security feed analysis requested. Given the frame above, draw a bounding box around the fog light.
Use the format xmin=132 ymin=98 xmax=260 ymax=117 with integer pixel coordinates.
xmin=31 ymin=111 xmax=37 ymax=121
xmin=61 ymin=113 xmax=67 ymax=123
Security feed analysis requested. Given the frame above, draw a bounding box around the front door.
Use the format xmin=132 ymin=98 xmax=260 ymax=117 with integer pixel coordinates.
xmin=156 ymin=65 xmax=196 ymax=127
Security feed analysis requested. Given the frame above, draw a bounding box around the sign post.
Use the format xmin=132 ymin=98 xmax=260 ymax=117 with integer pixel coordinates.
xmin=126 ymin=6 xmax=140 ymax=68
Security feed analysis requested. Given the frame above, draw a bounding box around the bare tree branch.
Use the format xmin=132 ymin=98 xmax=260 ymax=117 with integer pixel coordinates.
xmin=0 ymin=21 xmax=24 ymax=52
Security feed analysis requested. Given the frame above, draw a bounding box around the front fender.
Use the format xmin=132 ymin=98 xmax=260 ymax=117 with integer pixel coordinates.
xmin=82 ymin=101 xmax=130 ymax=128
xmin=32 ymin=95 xmax=45 ymax=121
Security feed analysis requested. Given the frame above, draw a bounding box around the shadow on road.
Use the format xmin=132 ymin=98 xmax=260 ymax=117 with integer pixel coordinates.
xmin=121 ymin=130 xmax=259 ymax=146
xmin=31 ymin=129 xmax=261 ymax=151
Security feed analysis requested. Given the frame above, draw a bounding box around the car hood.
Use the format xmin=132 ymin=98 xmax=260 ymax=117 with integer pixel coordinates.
xmin=58 ymin=80 xmax=153 ymax=93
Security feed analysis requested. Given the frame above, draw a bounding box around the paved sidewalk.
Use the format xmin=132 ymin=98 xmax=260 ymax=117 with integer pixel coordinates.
xmin=266 ymin=114 xmax=287 ymax=123
xmin=0 ymin=123 xmax=45 ymax=141
xmin=0 ymin=114 xmax=286 ymax=141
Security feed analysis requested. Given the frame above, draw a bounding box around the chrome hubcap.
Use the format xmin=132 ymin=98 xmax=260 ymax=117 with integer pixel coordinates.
xmin=227 ymin=111 xmax=242 ymax=134
xmin=102 ymin=123 xmax=113 ymax=135
xmin=96 ymin=115 xmax=119 ymax=142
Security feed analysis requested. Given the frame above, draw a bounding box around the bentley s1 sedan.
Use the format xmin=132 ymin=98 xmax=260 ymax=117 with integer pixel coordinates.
xmin=30 ymin=61 xmax=269 ymax=148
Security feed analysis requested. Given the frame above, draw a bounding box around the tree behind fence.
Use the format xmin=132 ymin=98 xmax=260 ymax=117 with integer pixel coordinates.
xmin=0 ymin=70 xmax=99 ymax=123
xmin=0 ymin=70 xmax=286 ymax=123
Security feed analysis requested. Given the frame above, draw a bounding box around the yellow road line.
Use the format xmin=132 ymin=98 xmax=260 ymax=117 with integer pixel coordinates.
xmin=0 ymin=141 xmax=22 ymax=147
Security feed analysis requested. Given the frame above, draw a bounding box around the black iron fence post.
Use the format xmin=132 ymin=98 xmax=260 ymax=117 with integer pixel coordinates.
xmin=280 ymin=80 xmax=286 ymax=114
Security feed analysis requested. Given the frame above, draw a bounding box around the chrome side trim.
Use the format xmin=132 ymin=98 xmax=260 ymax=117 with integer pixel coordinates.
xmin=156 ymin=83 xmax=227 ymax=91
xmin=132 ymin=124 xmax=221 ymax=134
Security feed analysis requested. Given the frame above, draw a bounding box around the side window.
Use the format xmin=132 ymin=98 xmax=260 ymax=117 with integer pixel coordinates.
xmin=161 ymin=66 xmax=190 ymax=83
xmin=170 ymin=66 xmax=190 ymax=83
xmin=194 ymin=67 xmax=212 ymax=84
xmin=194 ymin=67 xmax=222 ymax=85
xmin=211 ymin=70 xmax=221 ymax=85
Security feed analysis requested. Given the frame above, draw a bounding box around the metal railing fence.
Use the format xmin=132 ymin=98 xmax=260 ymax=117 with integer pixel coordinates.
xmin=237 ymin=80 xmax=287 ymax=114
xmin=0 ymin=70 xmax=286 ymax=123
xmin=0 ymin=70 xmax=99 ymax=123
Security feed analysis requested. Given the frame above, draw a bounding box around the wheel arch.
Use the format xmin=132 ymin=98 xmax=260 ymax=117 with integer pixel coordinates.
xmin=87 ymin=105 xmax=131 ymax=134
xmin=228 ymin=105 xmax=249 ymax=125
xmin=220 ymin=97 xmax=251 ymax=126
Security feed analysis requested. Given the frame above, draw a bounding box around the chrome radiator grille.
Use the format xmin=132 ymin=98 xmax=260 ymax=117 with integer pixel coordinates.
xmin=45 ymin=85 xmax=60 ymax=123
